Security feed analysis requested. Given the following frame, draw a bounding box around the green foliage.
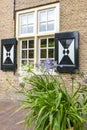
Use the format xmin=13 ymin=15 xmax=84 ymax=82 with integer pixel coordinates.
xmin=18 ymin=64 xmax=87 ymax=130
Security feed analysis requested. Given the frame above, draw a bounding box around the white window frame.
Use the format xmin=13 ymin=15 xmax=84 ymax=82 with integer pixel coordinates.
xmin=16 ymin=3 xmax=60 ymax=68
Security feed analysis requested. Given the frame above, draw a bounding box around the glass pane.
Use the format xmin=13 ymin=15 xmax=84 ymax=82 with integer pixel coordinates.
xmin=41 ymin=39 xmax=47 ymax=48
xmin=41 ymin=49 xmax=47 ymax=58
xmin=28 ymin=14 xmax=34 ymax=24
xmin=22 ymin=50 xmax=27 ymax=58
xmin=48 ymin=10 xmax=54 ymax=21
xmin=28 ymin=60 xmax=34 ymax=64
xmin=39 ymin=60 xmax=45 ymax=66
xmin=22 ymin=41 xmax=27 ymax=48
xmin=39 ymin=23 xmax=46 ymax=32
xmin=29 ymin=50 xmax=34 ymax=58
xmin=47 ymin=22 xmax=54 ymax=31
xmin=48 ymin=49 xmax=54 ymax=58
xmin=21 ymin=26 xmax=27 ymax=34
xmin=29 ymin=40 xmax=34 ymax=48
xmin=28 ymin=25 xmax=34 ymax=33
xmin=48 ymin=38 xmax=54 ymax=47
xmin=21 ymin=60 xmax=27 ymax=65
xmin=28 ymin=60 xmax=34 ymax=67
xmin=39 ymin=11 xmax=47 ymax=22
xmin=21 ymin=15 xmax=27 ymax=25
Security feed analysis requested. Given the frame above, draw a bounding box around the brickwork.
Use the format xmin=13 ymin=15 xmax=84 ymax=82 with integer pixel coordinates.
xmin=15 ymin=0 xmax=59 ymax=11
xmin=0 ymin=0 xmax=87 ymax=99
xmin=0 ymin=0 xmax=16 ymax=99
xmin=60 ymin=0 xmax=87 ymax=74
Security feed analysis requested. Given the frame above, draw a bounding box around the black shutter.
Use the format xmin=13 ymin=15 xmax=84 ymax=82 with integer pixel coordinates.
xmin=55 ymin=31 xmax=79 ymax=73
xmin=1 ymin=38 xmax=17 ymax=71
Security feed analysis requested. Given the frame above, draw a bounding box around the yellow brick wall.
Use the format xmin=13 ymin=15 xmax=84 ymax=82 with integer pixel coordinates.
xmin=60 ymin=0 xmax=87 ymax=74
xmin=15 ymin=0 xmax=59 ymax=11
xmin=0 ymin=0 xmax=18 ymax=100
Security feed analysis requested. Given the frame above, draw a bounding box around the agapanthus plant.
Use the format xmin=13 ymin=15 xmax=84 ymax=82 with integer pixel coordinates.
xmin=17 ymin=59 xmax=87 ymax=130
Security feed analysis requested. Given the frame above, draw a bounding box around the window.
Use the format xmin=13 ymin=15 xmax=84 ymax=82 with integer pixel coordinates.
xmin=16 ymin=3 xmax=59 ymax=67
xmin=39 ymin=38 xmax=55 ymax=63
xmin=38 ymin=9 xmax=55 ymax=32
xmin=20 ymin=13 xmax=34 ymax=34
xmin=21 ymin=40 xmax=34 ymax=65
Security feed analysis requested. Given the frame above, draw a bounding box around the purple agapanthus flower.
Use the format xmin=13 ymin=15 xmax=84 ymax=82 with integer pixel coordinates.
xmin=44 ymin=59 xmax=51 ymax=72
xmin=38 ymin=61 xmax=42 ymax=69
xmin=38 ymin=59 xmax=58 ymax=72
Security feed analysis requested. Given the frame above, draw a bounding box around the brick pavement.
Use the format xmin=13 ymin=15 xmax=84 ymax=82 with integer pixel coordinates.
xmin=0 ymin=100 xmax=33 ymax=130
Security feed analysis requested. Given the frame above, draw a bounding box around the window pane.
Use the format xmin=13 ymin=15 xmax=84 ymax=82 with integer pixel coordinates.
xmin=21 ymin=26 xmax=27 ymax=34
xmin=47 ymin=22 xmax=54 ymax=31
xmin=41 ymin=39 xmax=47 ymax=48
xmin=39 ymin=11 xmax=47 ymax=22
xmin=48 ymin=38 xmax=54 ymax=47
xmin=21 ymin=15 xmax=27 ymax=25
xmin=48 ymin=10 xmax=54 ymax=21
xmin=29 ymin=50 xmax=34 ymax=58
xmin=28 ymin=25 xmax=34 ymax=33
xmin=29 ymin=40 xmax=34 ymax=48
xmin=21 ymin=60 xmax=27 ymax=65
xmin=41 ymin=49 xmax=47 ymax=58
xmin=22 ymin=41 xmax=27 ymax=48
xmin=22 ymin=50 xmax=27 ymax=58
xmin=28 ymin=60 xmax=34 ymax=66
xmin=28 ymin=14 xmax=34 ymax=24
xmin=39 ymin=23 xmax=46 ymax=32
xmin=48 ymin=49 xmax=54 ymax=58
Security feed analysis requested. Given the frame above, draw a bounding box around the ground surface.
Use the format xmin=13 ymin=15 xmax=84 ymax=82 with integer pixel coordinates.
xmin=0 ymin=99 xmax=34 ymax=130
xmin=0 ymin=99 xmax=87 ymax=130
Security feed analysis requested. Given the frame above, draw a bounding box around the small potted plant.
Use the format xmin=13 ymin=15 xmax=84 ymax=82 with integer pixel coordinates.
xmin=18 ymin=59 xmax=87 ymax=130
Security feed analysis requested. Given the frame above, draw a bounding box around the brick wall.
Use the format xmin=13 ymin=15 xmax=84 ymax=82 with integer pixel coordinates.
xmin=0 ymin=0 xmax=17 ymax=100
xmin=0 ymin=0 xmax=14 ymax=39
xmin=60 ymin=0 xmax=87 ymax=74
xmin=15 ymin=0 xmax=59 ymax=11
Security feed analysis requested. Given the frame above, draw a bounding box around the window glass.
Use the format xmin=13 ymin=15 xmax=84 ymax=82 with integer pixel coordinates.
xmin=39 ymin=23 xmax=46 ymax=32
xmin=48 ymin=10 xmax=54 ymax=21
xmin=39 ymin=11 xmax=47 ymax=22
xmin=21 ymin=60 xmax=27 ymax=65
xmin=38 ymin=8 xmax=55 ymax=32
xmin=28 ymin=50 xmax=34 ymax=58
xmin=48 ymin=38 xmax=54 ymax=47
xmin=29 ymin=40 xmax=34 ymax=48
xmin=22 ymin=50 xmax=27 ymax=58
xmin=22 ymin=41 xmax=27 ymax=48
xmin=21 ymin=15 xmax=27 ymax=25
xmin=28 ymin=14 xmax=34 ymax=24
xmin=47 ymin=22 xmax=54 ymax=31
xmin=28 ymin=25 xmax=34 ymax=33
xmin=48 ymin=49 xmax=54 ymax=58
xmin=41 ymin=49 xmax=47 ymax=58
xmin=41 ymin=39 xmax=47 ymax=48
